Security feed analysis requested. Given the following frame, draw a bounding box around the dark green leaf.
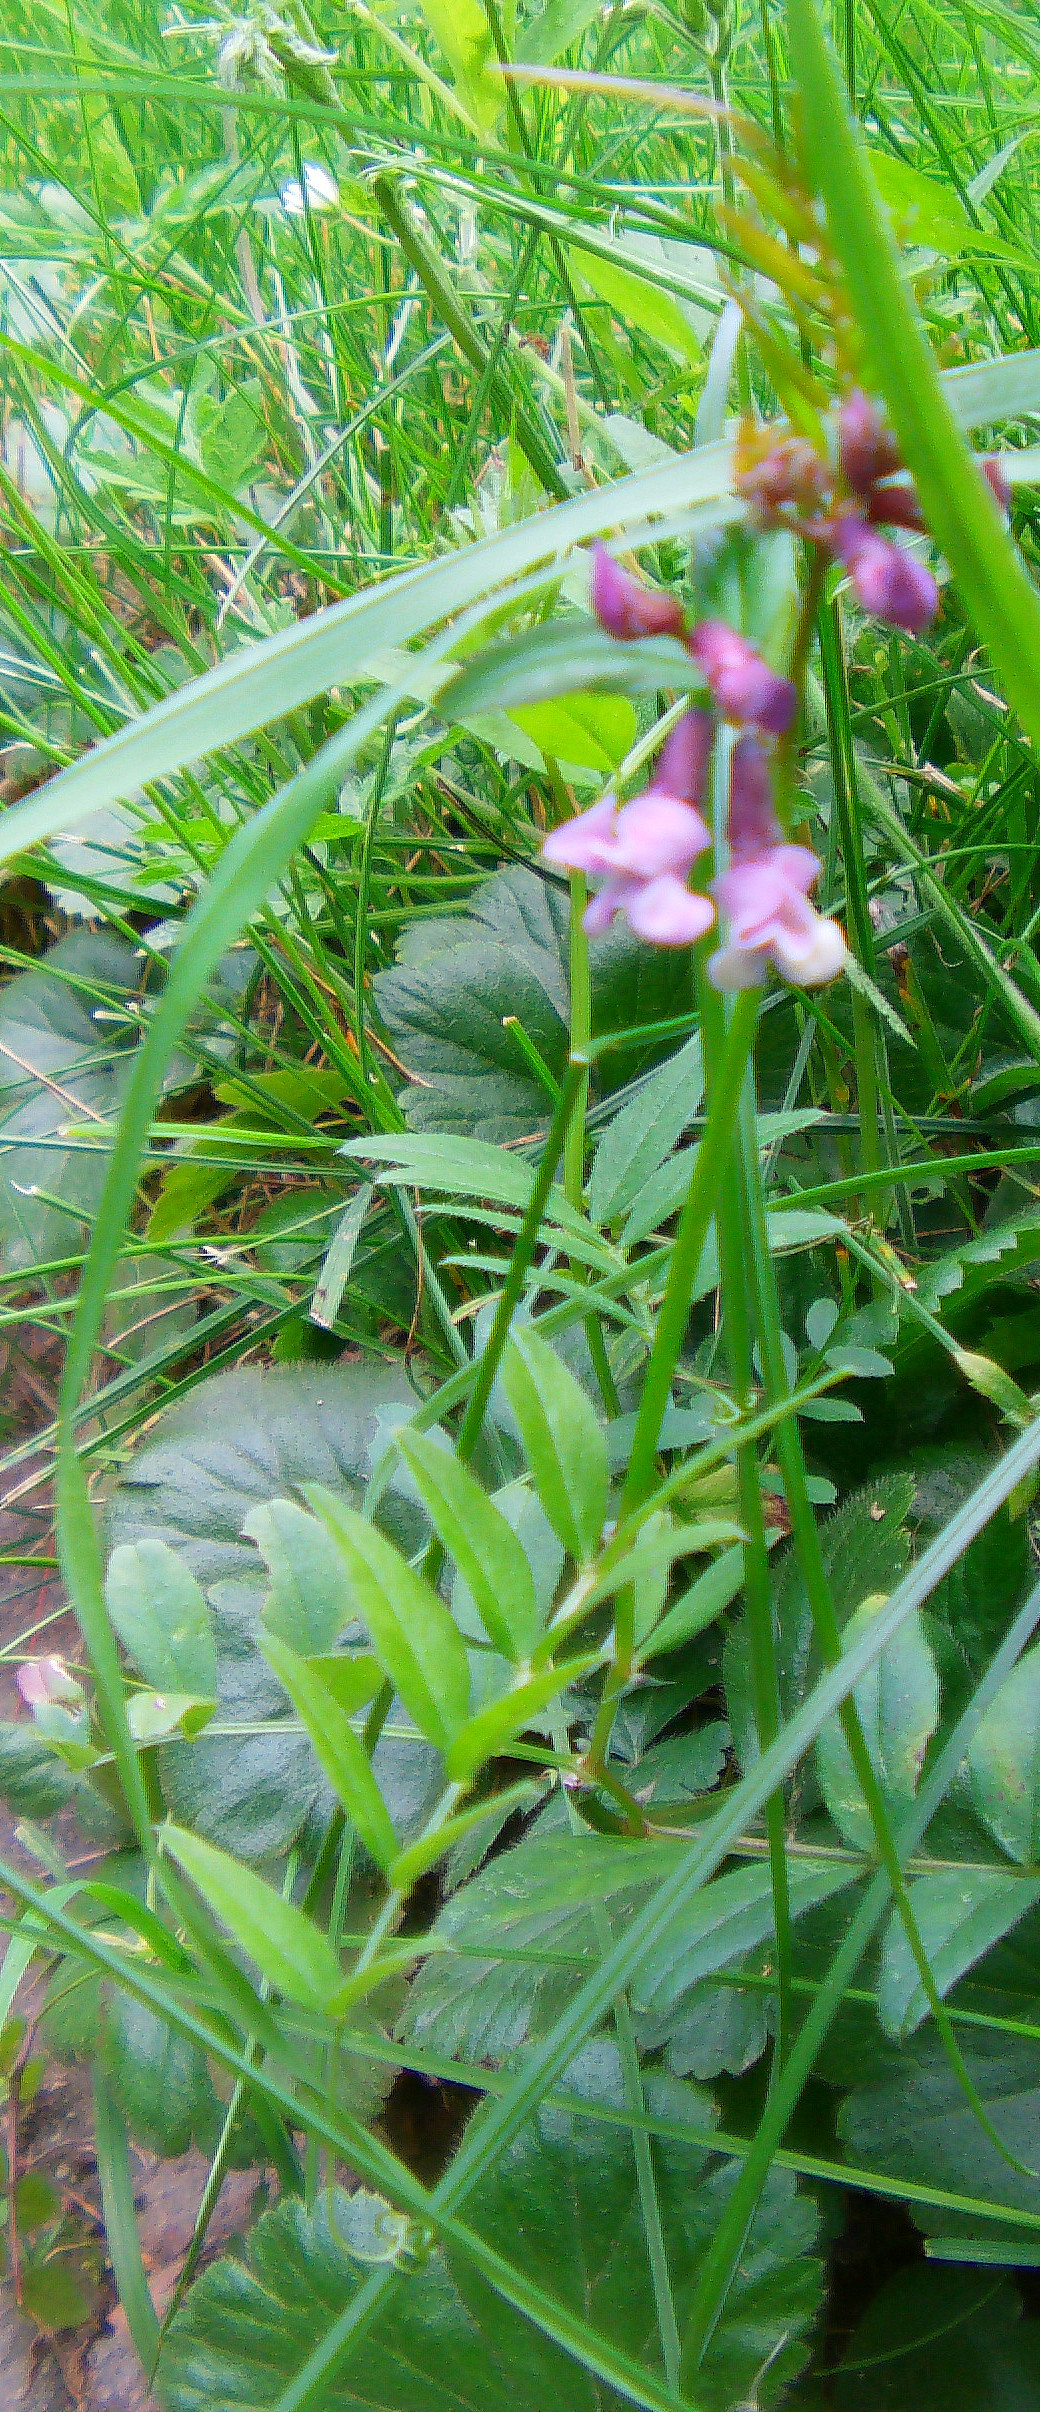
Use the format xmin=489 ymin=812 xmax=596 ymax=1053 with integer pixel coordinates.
xmin=159 ymin=2043 xmax=824 ymax=2411
xmin=834 ymin=2267 xmax=1040 ymax=2408
xmin=373 ymin=865 xmax=691 ymax=1141
xmin=968 ymin=1641 xmax=1040 ymax=1863
xmin=879 ymin=1867 xmax=1040 ymax=2039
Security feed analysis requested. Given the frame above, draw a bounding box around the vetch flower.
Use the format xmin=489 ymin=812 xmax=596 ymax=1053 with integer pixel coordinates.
xmin=831 ymin=515 xmax=938 ymax=636
xmin=708 ymin=736 xmax=848 ymax=990
xmin=590 ymin=545 xmax=685 ymax=641
xmin=689 ymin=620 xmax=797 ymax=735
xmin=17 ymin=1654 xmax=81 ymax=1710
xmin=542 ymin=711 xmax=715 ymax=946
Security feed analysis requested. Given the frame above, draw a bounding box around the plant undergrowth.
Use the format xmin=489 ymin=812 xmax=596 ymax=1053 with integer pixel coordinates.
xmin=3 ymin=0 xmax=1040 ymax=2401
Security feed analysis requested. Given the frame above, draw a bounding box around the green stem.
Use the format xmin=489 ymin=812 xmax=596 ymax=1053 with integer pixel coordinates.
xmin=719 ymin=1112 xmax=792 ymax=2069
xmin=621 ymin=987 xmax=760 ymax=1513
xmin=457 ymin=1055 xmax=589 ymax=1465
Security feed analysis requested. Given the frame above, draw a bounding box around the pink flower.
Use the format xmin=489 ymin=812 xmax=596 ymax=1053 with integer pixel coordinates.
xmin=542 ymin=710 xmax=715 ymax=946
xmin=689 ymin=621 xmax=797 ymax=735
xmin=831 ymin=516 xmax=937 ymax=636
xmin=17 ymin=1654 xmax=80 ymax=1709
xmin=710 ymin=842 xmax=848 ymax=991
xmin=590 ymin=545 xmax=685 ymax=641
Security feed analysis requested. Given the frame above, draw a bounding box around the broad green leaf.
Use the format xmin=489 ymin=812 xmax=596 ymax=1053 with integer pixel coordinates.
xmin=968 ymin=1641 xmax=1040 ymax=1862
xmin=162 ymin=1826 xmax=342 ymax=2013
xmin=414 ymin=0 xmax=500 ymax=128
xmin=372 ymin=864 xmax=691 ymax=1140
xmin=787 ymin=0 xmax=1040 ymax=755
xmin=815 ymin=1597 xmax=939 ymax=1850
xmin=105 ymin=1538 xmax=217 ymax=1698
xmin=0 ymin=1722 xmax=74 ymax=1818
xmin=879 ymin=1867 xmax=1040 ymax=2039
xmin=515 ymin=0 xmax=604 ymax=63
xmin=508 ymin=692 xmax=638 ymax=775
xmin=502 ymin=1328 xmax=608 ymax=1564
xmin=834 ymin=2267 xmax=1040 ymax=2410
xmin=306 ymin=1489 xmax=471 ymax=1752
xmin=261 ymin=1630 xmax=398 ymax=1874
xmin=160 ymin=2044 xmax=824 ymax=2412
xmin=396 ymin=1430 xmax=540 ymax=1660
xmin=402 ymin=1828 xmax=859 ymax=2062
xmin=245 ymin=1497 xmax=352 ymax=1655
xmin=576 ymin=248 xmax=703 ymax=366
xmin=106 ymin=1360 xmax=423 ymax=1859
xmin=727 ymin=1476 xmax=915 ymax=1767
xmin=445 ymin=1656 xmax=597 ymax=1783
xmin=442 ymin=622 xmax=695 ymax=718
xmin=840 ymin=2027 xmax=1040 ymax=2245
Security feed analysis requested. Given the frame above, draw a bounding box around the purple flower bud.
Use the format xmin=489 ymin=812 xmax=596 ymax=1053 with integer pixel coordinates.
xmin=689 ymin=620 xmax=797 ymax=735
xmin=831 ymin=517 xmax=938 ymax=636
xmin=653 ymin=708 xmax=714 ymax=809
xmin=864 ymin=479 xmax=926 ymax=534
xmin=17 ymin=1654 xmax=81 ymax=1709
xmin=838 ymin=389 xmax=903 ymax=496
xmin=983 ymin=455 xmax=1012 ymax=517
xmin=709 ymin=843 xmax=848 ymax=990
xmin=590 ymin=545 xmax=685 ymax=641
xmin=727 ymin=734 xmax=781 ymax=862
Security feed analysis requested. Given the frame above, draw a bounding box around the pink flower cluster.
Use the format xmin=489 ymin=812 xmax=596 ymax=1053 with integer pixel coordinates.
xmin=738 ymin=390 xmax=1012 ymax=640
xmin=541 ymin=552 xmax=847 ymax=986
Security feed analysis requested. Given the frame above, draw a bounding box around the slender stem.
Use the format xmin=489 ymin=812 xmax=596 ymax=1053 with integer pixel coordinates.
xmin=718 ymin=1111 xmax=792 ymax=2069
xmin=457 ymin=1056 xmax=589 ymax=1464
xmin=621 ymin=987 xmax=760 ymax=1513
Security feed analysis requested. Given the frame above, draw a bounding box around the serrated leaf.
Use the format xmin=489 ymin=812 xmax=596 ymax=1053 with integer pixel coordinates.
xmin=815 ymin=1596 xmax=938 ymax=1850
xmin=260 ymin=1630 xmax=398 ymax=1873
xmin=373 ymin=864 xmax=691 ymax=1141
xmin=879 ymin=1866 xmax=1040 ymax=2039
xmin=396 ymin=1430 xmax=540 ymax=1660
xmin=105 ymin=1538 xmax=216 ymax=1698
xmin=163 ymin=1827 xmax=342 ymax=2013
xmin=160 ymin=2043 xmax=823 ymax=2412
xmin=502 ymin=1328 xmax=608 ymax=1564
xmin=306 ymin=1489 xmax=471 ymax=1752
xmin=106 ymin=1360 xmax=422 ymax=1860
